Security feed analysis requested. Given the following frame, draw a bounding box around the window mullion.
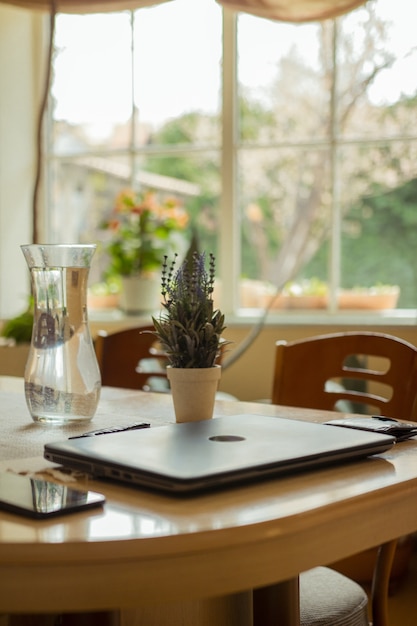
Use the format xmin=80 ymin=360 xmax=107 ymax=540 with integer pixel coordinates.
xmin=130 ymin=10 xmax=137 ymax=188
xmin=220 ymin=7 xmax=239 ymax=315
xmin=329 ymin=19 xmax=341 ymax=313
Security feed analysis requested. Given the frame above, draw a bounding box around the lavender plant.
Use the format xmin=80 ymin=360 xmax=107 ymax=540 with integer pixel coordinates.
xmin=152 ymin=252 xmax=227 ymax=368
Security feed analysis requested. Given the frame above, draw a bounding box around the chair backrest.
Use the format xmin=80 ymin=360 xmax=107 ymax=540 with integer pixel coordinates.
xmin=95 ymin=325 xmax=169 ymax=391
xmin=272 ymin=331 xmax=417 ymax=420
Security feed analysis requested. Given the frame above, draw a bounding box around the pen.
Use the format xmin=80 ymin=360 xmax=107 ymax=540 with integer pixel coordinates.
xmin=68 ymin=422 xmax=151 ymax=439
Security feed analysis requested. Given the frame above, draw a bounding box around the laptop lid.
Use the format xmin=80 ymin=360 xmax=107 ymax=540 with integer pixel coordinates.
xmin=44 ymin=414 xmax=395 ymax=495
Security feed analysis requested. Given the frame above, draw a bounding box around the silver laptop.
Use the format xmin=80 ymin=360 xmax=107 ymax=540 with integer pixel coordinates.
xmin=44 ymin=414 xmax=395 ymax=494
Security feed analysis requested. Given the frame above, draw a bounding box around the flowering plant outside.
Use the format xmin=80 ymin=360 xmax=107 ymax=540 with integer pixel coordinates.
xmin=102 ymin=189 xmax=189 ymax=277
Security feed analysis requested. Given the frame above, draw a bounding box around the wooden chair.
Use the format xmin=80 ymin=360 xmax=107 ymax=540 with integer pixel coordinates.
xmin=260 ymin=331 xmax=417 ymax=626
xmin=272 ymin=331 xmax=417 ymax=418
xmin=95 ymin=325 xmax=227 ymax=393
xmin=95 ymin=325 xmax=168 ymax=392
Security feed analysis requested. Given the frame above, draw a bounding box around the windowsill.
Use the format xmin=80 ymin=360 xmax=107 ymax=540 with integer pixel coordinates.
xmin=234 ymin=308 xmax=417 ymax=326
xmin=88 ymin=308 xmax=417 ymax=327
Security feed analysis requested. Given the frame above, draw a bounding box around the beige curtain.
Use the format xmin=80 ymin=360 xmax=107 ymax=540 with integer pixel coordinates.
xmin=1 ymin=0 xmax=367 ymax=18
xmin=216 ymin=0 xmax=368 ymax=22
xmin=0 ymin=0 xmax=169 ymax=12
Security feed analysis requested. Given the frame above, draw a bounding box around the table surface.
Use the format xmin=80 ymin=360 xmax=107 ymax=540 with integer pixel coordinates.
xmin=1 ymin=376 xmax=417 ymax=617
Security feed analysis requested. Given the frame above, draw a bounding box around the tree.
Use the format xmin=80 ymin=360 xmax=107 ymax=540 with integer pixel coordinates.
xmin=342 ymin=177 xmax=417 ymax=306
xmin=239 ymin=4 xmax=417 ymax=290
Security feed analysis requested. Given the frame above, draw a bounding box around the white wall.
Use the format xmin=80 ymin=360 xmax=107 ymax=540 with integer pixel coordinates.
xmin=0 ymin=5 xmax=42 ymax=319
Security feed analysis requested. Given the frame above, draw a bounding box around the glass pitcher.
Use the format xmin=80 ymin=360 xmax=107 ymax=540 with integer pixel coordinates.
xmin=21 ymin=244 xmax=101 ymax=424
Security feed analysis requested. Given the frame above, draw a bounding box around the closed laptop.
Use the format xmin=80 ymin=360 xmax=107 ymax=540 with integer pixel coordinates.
xmin=44 ymin=414 xmax=395 ymax=495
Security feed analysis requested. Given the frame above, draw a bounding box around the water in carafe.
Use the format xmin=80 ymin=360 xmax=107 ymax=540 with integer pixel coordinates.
xmin=21 ymin=245 xmax=101 ymax=424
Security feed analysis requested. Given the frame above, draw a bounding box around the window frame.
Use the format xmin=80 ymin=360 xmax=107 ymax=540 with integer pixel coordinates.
xmin=43 ymin=3 xmax=416 ymax=322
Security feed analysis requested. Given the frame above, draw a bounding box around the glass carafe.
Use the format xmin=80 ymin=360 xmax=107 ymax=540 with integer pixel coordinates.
xmin=21 ymin=244 xmax=101 ymax=424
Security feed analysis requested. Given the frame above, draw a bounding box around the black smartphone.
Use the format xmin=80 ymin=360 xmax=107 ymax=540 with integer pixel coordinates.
xmin=0 ymin=472 xmax=105 ymax=519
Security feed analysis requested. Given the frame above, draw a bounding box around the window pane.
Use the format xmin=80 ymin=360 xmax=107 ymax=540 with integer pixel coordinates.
xmin=141 ymin=151 xmax=221 ymax=257
xmin=237 ymin=16 xmax=328 ymax=144
xmin=339 ymin=143 xmax=417 ymax=309
xmin=52 ymin=13 xmax=133 ymax=150
xmin=335 ymin=0 xmax=417 ymax=310
xmin=133 ymin=0 xmax=222 ymax=146
xmin=237 ymin=15 xmax=333 ymax=310
xmin=48 ymin=156 xmax=133 ymax=283
xmin=338 ymin=0 xmax=417 ymax=139
xmin=238 ymin=147 xmax=331 ymax=308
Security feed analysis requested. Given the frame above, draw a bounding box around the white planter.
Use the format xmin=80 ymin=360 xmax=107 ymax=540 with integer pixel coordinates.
xmin=119 ymin=275 xmax=161 ymax=314
xmin=167 ymin=365 xmax=222 ymax=423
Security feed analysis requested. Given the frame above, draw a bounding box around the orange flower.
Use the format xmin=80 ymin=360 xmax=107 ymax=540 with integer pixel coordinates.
xmin=107 ymin=219 xmax=121 ymax=231
xmin=166 ymin=206 xmax=189 ymax=228
xmin=103 ymin=188 xmax=189 ymax=276
xmin=114 ymin=189 xmax=137 ymax=213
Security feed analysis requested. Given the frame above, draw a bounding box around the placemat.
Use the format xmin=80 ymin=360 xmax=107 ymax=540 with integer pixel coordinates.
xmin=0 ymin=386 xmax=175 ymax=461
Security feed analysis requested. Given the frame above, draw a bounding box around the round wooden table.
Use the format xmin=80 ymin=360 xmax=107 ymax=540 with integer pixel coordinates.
xmin=1 ymin=380 xmax=417 ymax=626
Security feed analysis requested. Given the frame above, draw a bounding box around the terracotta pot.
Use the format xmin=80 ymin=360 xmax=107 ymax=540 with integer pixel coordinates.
xmin=88 ymin=292 xmax=120 ymax=310
xmin=283 ymin=294 xmax=328 ymax=309
xmin=119 ymin=275 xmax=161 ymax=314
xmin=338 ymin=288 xmax=400 ymax=310
xmin=167 ymin=365 xmax=221 ymax=423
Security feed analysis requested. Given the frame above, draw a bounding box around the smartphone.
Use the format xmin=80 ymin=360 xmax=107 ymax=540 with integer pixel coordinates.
xmin=325 ymin=416 xmax=417 ymax=442
xmin=0 ymin=472 xmax=105 ymax=519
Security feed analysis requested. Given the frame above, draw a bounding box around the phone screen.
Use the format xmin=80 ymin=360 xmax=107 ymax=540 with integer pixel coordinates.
xmin=0 ymin=472 xmax=105 ymax=519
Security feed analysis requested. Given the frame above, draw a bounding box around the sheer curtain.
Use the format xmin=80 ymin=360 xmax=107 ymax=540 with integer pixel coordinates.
xmin=0 ymin=0 xmax=168 ymax=11
xmin=0 ymin=0 xmax=366 ymax=19
xmin=216 ymin=0 xmax=367 ymax=22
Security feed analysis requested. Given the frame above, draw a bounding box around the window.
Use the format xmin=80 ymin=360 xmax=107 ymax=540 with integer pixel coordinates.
xmin=46 ymin=0 xmax=417 ymax=314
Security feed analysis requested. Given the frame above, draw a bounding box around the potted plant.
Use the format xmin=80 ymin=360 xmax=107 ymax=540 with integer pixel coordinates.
xmin=281 ymin=278 xmax=328 ymax=309
xmin=0 ymin=302 xmax=33 ymax=345
xmin=338 ymin=284 xmax=400 ymax=310
xmin=101 ymin=188 xmax=189 ymax=314
xmin=87 ymin=276 xmax=121 ymax=310
xmin=151 ymin=252 xmax=228 ymax=422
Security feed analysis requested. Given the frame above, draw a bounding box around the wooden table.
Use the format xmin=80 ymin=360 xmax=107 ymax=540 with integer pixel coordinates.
xmin=1 ymin=376 xmax=417 ymax=626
